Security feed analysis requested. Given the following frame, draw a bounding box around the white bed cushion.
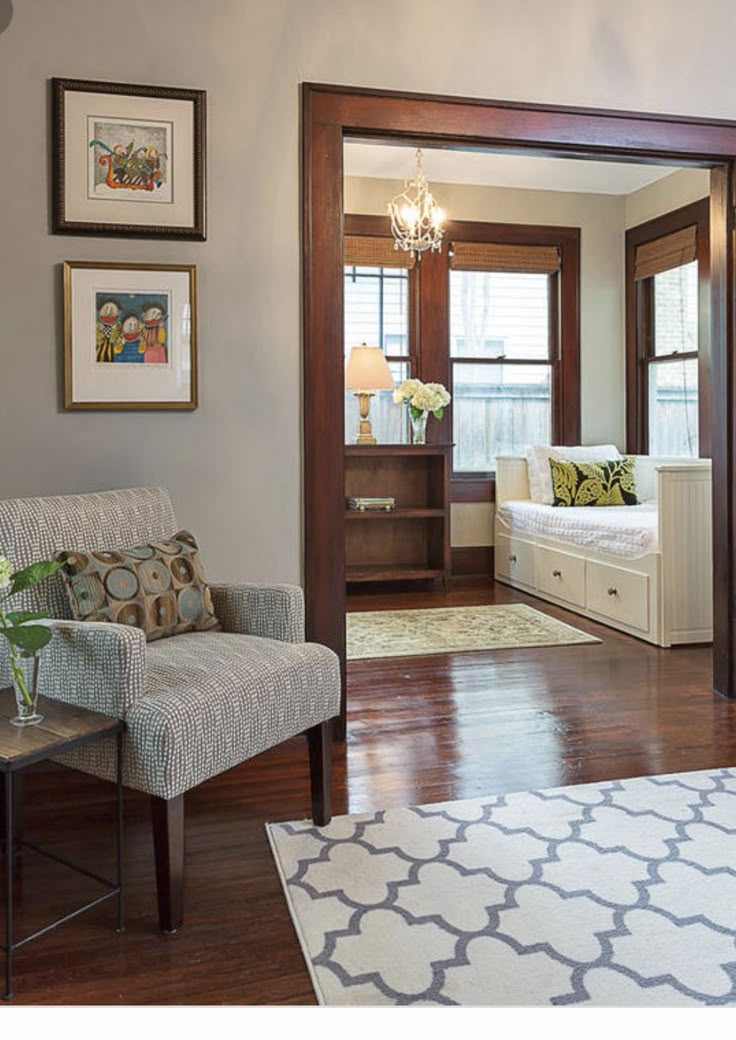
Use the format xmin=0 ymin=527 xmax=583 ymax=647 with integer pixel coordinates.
xmin=632 ymin=455 xmax=704 ymax=502
xmin=497 ymin=500 xmax=658 ymax=558
xmin=526 ymin=444 xmax=622 ymax=505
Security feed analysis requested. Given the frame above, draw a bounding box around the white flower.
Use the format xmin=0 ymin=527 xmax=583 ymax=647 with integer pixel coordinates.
xmin=394 ymin=378 xmax=422 ymax=405
xmin=394 ymin=378 xmax=450 ymax=417
xmin=425 ymin=382 xmax=451 ymax=407
xmin=410 ymin=382 xmax=451 ymax=413
xmin=410 ymin=386 xmax=436 ymax=411
xmin=0 ymin=555 xmax=12 ymax=591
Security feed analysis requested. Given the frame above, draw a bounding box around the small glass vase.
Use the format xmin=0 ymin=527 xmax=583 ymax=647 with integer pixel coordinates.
xmin=410 ymin=410 xmax=428 ymax=445
xmin=11 ymin=652 xmax=44 ymax=727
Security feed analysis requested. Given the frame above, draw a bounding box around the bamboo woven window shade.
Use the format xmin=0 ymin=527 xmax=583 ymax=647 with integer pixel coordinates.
xmin=634 ymin=225 xmax=697 ymax=281
xmin=344 ymin=235 xmax=416 ymax=269
xmin=449 ymin=241 xmax=560 ymax=273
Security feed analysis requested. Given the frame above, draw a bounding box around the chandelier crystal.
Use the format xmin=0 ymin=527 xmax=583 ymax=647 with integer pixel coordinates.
xmin=388 ymin=149 xmax=444 ymax=259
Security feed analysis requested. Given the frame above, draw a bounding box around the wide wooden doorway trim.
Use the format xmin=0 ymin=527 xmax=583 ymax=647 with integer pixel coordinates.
xmin=302 ymin=83 xmax=736 ymax=733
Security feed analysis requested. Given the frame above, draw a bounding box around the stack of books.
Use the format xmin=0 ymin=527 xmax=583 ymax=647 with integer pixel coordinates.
xmin=346 ymin=496 xmax=396 ymax=512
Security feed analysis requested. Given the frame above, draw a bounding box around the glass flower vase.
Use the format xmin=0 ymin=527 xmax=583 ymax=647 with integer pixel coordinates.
xmin=410 ymin=410 xmax=428 ymax=445
xmin=11 ymin=652 xmax=44 ymax=727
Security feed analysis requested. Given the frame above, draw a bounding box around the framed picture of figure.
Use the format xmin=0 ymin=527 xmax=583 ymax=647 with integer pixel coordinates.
xmin=64 ymin=261 xmax=198 ymax=410
xmin=52 ymin=78 xmax=206 ymax=239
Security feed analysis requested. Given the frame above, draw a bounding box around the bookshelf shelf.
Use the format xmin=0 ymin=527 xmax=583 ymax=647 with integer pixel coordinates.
xmin=344 ymin=444 xmax=452 ymax=588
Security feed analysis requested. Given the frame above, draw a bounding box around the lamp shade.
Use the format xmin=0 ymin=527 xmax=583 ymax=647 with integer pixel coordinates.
xmin=345 ymin=345 xmax=395 ymax=391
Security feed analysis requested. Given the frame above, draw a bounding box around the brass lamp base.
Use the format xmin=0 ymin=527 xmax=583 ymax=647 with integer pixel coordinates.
xmin=353 ymin=391 xmax=377 ymax=445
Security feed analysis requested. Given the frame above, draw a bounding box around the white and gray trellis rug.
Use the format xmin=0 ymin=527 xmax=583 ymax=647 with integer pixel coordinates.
xmin=267 ymin=768 xmax=736 ymax=1006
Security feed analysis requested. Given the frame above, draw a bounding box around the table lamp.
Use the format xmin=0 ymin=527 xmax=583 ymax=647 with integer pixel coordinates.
xmin=345 ymin=344 xmax=395 ymax=445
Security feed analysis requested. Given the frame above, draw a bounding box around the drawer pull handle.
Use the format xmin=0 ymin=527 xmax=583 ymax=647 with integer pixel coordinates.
xmin=509 ymin=554 xmax=517 ymax=563
xmin=607 ymin=586 xmax=618 ymax=596
xmin=552 ymin=568 xmax=562 ymax=578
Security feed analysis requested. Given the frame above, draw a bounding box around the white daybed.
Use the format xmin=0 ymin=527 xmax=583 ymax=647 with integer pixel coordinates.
xmin=494 ymin=454 xmax=712 ymax=646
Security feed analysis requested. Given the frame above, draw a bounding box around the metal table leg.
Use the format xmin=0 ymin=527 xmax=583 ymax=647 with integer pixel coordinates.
xmin=116 ymin=731 xmax=124 ymax=934
xmin=4 ymin=772 xmax=14 ymax=1001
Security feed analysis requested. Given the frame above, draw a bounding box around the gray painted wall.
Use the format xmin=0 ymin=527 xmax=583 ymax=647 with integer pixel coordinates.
xmin=625 ymin=169 xmax=711 ymax=228
xmin=0 ymin=0 xmax=731 ymax=581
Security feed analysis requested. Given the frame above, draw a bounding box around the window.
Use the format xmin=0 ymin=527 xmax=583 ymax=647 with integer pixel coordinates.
xmin=447 ymin=238 xmax=569 ymax=476
xmin=343 ymin=217 xmax=580 ymax=500
xmin=626 ymin=199 xmax=709 ymax=458
xmin=648 ymin=262 xmax=699 ymax=455
xmin=343 ymin=233 xmax=414 ymax=444
xmin=450 ymin=269 xmax=553 ymax=472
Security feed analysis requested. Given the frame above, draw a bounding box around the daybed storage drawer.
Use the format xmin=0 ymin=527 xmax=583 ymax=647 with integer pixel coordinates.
xmin=496 ymin=533 xmax=535 ymax=586
xmin=586 ymin=560 xmax=649 ymax=632
xmin=535 ymin=546 xmax=585 ymax=607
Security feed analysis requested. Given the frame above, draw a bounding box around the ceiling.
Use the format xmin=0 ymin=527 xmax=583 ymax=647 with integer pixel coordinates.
xmin=343 ymin=142 xmax=682 ymax=195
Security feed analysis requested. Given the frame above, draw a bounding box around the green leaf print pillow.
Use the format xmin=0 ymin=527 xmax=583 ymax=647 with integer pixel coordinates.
xmin=549 ymin=457 xmax=639 ymax=507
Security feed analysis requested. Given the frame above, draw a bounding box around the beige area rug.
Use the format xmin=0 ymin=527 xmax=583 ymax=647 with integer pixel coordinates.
xmin=267 ymin=767 xmax=736 ymax=1006
xmin=346 ymin=603 xmax=600 ymax=660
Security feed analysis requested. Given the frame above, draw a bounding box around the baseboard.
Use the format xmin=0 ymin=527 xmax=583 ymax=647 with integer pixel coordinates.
xmin=451 ymin=546 xmax=494 ymax=581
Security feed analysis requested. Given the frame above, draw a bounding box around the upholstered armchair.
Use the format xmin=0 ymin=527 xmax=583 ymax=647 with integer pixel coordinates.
xmin=0 ymin=487 xmax=340 ymax=932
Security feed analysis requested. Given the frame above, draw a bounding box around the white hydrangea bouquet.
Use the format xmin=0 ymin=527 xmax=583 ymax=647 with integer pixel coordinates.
xmin=393 ymin=378 xmax=451 ymax=444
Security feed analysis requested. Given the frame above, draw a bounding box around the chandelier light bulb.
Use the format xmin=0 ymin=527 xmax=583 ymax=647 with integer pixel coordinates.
xmin=388 ymin=149 xmax=445 ymax=259
xmin=402 ymin=203 xmax=418 ymax=228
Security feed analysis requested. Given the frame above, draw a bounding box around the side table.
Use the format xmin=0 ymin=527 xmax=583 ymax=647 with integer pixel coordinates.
xmin=0 ymin=688 xmax=124 ymax=1000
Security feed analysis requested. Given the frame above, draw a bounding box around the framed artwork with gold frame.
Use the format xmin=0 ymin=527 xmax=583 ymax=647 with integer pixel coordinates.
xmin=52 ymin=77 xmax=206 ymax=240
xmin=63 ymin=261 xmax=198 ymax=411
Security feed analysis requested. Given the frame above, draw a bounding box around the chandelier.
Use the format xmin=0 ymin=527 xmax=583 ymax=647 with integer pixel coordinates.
xmin=387 ymin=149 xmax=444 ymax=259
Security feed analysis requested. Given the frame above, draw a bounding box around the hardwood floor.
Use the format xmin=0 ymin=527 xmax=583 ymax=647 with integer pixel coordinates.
xmin=3 ymin=580 xmax=734 ymax=1005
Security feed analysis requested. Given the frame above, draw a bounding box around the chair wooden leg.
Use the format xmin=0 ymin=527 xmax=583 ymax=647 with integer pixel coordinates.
xmin=307 ymin=720 xmax=333 ymax=827
xmin=151 ymin=794 xmax=184 ymax=934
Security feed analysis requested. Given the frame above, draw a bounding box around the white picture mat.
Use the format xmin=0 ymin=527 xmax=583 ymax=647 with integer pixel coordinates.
xmin=70 ymin=267 xmax=193 ymax=403
xmin=65 ymin=91 xmax=195 ymax=227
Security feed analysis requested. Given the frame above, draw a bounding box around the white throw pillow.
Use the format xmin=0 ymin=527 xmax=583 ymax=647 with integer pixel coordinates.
xmin=526 ymin=444 xmax=622 ymax=505
xmin=632 ymin=456 xmax=658 ymax=502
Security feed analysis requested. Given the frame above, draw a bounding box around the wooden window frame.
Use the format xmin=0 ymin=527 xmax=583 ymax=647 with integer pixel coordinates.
xmin=303 ymin=83 xmax=736 ymax=729
xmin=625 ymin=198 xmax=711 ymax=455
xmin=440 ymin=220 xmax=580 ymax=502
xmin=344 ymin=213 xmax=418 ymax=390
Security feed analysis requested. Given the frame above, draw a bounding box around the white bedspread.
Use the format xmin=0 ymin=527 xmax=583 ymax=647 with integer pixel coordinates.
xmin=497 ymin=500 xmax=659 ymax=558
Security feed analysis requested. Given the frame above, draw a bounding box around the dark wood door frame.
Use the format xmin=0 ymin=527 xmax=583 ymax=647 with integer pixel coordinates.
xmin=302 ymin=83 xmax=736 ymax=732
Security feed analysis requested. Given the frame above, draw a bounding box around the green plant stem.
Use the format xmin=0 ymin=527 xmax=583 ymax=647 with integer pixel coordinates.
xmin=0 ymin=607 xmax=33 ymax=707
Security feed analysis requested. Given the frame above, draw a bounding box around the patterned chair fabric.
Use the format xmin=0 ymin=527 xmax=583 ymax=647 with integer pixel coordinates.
xmin=64 ymin=632 xmax=339 ymax=799
xmin=42 ymin=619 xmax=147 ymax=717
xmin=0 ymin=487 xmax=340 ymax=800
xmin=210 ymin=583 xmax=305 ymax=643
xmin=0 ymin=486 xmax=177 ymax=617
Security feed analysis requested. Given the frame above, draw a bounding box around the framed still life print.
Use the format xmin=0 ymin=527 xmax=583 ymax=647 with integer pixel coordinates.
xmin=52 ymin=78 xmax=206 ymax=239
xmin=64 ymin=261 xmax=198 ymax=410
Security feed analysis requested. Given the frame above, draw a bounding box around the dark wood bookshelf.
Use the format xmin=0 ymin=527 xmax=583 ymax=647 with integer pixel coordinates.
xmin=344 ymin=443 xmax=452 ymax=588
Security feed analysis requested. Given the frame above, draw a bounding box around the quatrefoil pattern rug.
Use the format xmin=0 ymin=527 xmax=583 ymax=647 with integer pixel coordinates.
xmin=267 ymin=768 xmax=736 ymax=1006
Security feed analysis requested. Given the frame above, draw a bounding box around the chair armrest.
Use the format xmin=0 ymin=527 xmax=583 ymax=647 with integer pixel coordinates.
xmin=210 ymin=583 xmax=305 ymax=643
xmin=26 ymin=620 xmax=146 ymax=718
